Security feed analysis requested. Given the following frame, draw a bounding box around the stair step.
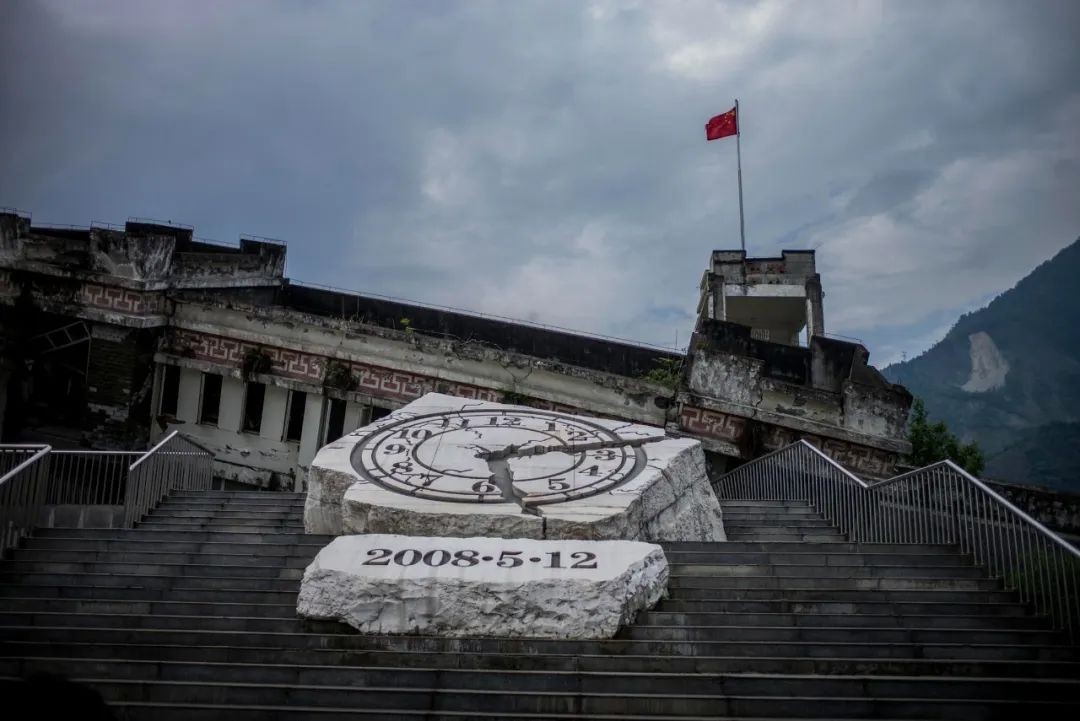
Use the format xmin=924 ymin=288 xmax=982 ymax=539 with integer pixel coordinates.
xmin=0 ymin=597 xmax=300 ymax=618
xmin=149 ymin=511 xmax=305 ymax=521
xmin=8 ymin=639 xmax=1078 ymax=678
xmin=157 ymin=498 xmax=307 ymax=507
xmin=668 ymin=587 xmax=1021 ymax=603
xmin=719 ymin=509 xmax=824 ymax=518
xmin=0 ymin=583 xmax=299 ymax=604
xmin=7 ymin=625 xmax=1078 ymax=661
xmin=638 ymin=612 xmax=1048 ymax=630
xmin=1 ymin=560 xmax=304 ymax=580
xmin=622 ymin=625 xmax=1062 ymax=645
xmin=4 ymin=657 xmax=1079 ymax=701
xmin=719 ymin=500 xmax=814 ymax=508
xmin=0 ymin=571 xmax=302 ymax=591
xmin=655 ymin=599 xmax=1033 ymax=616
xmin=169 ymin=491 xmax=305 ymax=499
xmin=669 ymin=575 xmax=1001 ymax=590
xmin=33 ymin=528 xmax=330 ymax=544
xmin=0 ymin=611 xmax=345 ymax=634
xmin=22 ymin=537 xmax=327 ymax=555
xmin=138 ymin=520 xmax=308 ymax=530
xmin=13 ymin=550 xmax=316 ymax=568
xmin=661 ymin=542 xmax=960 ymax=554
xmin=664 ymin=552 xmax=977 ymax=566
xmin=671 ymin=564 xmax=987 ymax=579
xmin=723 ymin=521 xmax=839 ymax=529
xmin=21 ymin=676 xmax=1079 ymax=717
xmin=721 ymin=528 xmax=846 ymax=539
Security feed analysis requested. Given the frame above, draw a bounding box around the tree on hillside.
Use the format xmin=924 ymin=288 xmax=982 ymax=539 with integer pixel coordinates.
xmin=907 ymin=398 xmax=985 ymax=476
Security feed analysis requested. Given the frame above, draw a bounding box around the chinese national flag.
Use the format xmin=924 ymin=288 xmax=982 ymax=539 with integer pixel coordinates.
xmin=706 ymin=107 xmax=738 ymax=141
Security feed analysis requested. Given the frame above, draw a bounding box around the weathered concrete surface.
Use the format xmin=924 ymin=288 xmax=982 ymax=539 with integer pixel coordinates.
xmin=297 ymin=534 xmax=669 ymax=639
xmin=307 ymin=393 xmax=724 ymax=542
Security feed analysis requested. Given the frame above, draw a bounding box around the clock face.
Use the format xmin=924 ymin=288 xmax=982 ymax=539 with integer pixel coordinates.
xmin=351 ymin=408 xmax=646 ymax=507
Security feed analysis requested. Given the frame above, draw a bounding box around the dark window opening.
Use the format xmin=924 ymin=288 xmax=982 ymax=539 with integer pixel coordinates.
xmin=160 ymin=365 xmax=180 ymax=416
xmin=325 ymin=398 xmax=347 ymax=443
xmin=199 ymin=373 xmax=223 ymax=425
xmin=243 ymin=382 xmax=265 ymax=433
xmin=285 ymin=390 xmax=306 ymax=442
xmin=370 ymin=405 xmax=392 ymax=422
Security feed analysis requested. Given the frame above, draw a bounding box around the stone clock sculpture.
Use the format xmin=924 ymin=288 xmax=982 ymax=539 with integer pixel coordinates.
xmin=305 ymin=393 xmax=725 ymax=542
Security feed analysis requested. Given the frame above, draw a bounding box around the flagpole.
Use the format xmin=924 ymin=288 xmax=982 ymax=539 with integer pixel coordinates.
xmin=735 ymin=98 xmax=746 ymax=252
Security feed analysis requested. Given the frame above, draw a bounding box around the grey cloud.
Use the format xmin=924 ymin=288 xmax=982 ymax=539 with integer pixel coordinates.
xmin=1 ymin=0 xmax=1078 ymax=356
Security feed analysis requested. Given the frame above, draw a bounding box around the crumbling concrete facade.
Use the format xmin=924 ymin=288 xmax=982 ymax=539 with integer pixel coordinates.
xmin=699 ymin=250 xmax=825 ymax=346
xmin=0 ymin=208 xmax=913 ymax=488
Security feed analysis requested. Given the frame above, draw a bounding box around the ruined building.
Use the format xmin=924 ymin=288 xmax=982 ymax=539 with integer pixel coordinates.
xmin=0 ymin=209 xmax=912 ymax=489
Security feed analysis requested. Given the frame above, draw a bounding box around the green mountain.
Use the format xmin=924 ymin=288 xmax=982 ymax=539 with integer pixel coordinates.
xmin=883 ymin=237 xmax=1080 ymax=491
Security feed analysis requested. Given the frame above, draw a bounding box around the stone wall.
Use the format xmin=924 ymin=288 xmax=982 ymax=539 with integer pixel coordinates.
xmin=985 ymin=479 xmax=1080 ymax=537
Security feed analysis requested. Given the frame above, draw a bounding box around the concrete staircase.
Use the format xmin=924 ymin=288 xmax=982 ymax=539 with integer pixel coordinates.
xmin=1 ymin=492 xmax=1078 ymax=719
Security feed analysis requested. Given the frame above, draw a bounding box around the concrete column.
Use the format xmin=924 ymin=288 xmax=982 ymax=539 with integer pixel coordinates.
xmin=805 ymin=275 xmax=825 ymax=341
xmin=298 ymin=392 xmax=327 ymax=466
xmin=176 ymin=368 xmax=202 ymax=424
xmin=343 ymin=400 xmax=366 ymax=434
xmin=260 ymin=385 xmax=288 ymax=441
xmin=147 ymin=365 xmax=165 ymax=442
xmin=218 ymin=377 xmax=244 ymax=433
xmin=715 ymin=277 xmax=726 ymax=322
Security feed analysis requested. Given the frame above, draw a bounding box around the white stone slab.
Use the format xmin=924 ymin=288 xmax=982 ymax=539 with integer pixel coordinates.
xmin=305 ymin=392 xmax=725 ymax=541
xmin=297 ymin=534 xmax=669 ymax=639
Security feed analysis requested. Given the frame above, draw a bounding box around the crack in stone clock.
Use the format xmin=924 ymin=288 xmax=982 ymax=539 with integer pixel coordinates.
xmin=305 ymin=393 xmax=727 ymax=542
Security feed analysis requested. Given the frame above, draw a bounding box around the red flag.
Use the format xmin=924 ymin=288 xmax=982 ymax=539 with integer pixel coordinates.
xmin=705 ymin=107 xmax=738 ymax=141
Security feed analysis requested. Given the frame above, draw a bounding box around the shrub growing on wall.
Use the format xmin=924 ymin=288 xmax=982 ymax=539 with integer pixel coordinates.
xmin=323 ymin=361 xmax=357 ymax=391
xmin=241 ymin=347 xmax=273 ymax=379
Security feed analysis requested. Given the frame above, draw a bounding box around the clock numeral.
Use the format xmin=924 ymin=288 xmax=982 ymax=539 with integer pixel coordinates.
xmin=592 ymin=449 xmax=617 ymax=461
xmin=471 ymin=480 xmax=498 ymax=494
xmin=547 ymin=478 xmax=570 ymax=491
xmin=384 ymin=443 xmax=409 ymax=455
xmin=581 ymin=464 xmax=599 ymax=477
xmin=417 ymin=473 xmax=441 ymax=487
xmin=392 ymin=461 xmax=415 ymax=474
xmin=395 ymin=428 xmax=432 ymax=441
xmin=500 ymin=416 xmax=521 ymax=426
xmin=567 ymin=430 xmax=588 ymax=442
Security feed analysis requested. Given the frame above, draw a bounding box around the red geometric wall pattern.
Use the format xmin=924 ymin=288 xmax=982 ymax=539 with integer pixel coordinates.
xmin=169 ymin=329 xmax=502 ymax=403
xmin=79 ymin=283 xmax=165 ymax=316
xmin=761 ymin=425 xmax=896 ymax=477
xmin=679 ymin=405 xmax=748 ymax=443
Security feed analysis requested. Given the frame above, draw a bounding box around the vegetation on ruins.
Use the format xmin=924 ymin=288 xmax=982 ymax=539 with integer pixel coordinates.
xmin=323 ymin=361 xmax=358 ymax=391
xmin=241 ymin=347 xmax=273 ymax=379
xmin=907 ymin=398 xmax=985 ymax=476
xmin=641 ymin=357 xmax=683 ymax=391
xmin=501 ymin=389 xmax=530 ymax=406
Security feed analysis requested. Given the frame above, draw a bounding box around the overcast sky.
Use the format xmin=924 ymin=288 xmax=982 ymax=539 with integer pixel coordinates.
xmin=2 ymin=0 xmax=1078 ymax=365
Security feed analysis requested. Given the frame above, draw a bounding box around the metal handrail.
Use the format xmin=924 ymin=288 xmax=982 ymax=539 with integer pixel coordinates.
xmin=124 ymin=431 xmax=214 ymax=527
xmin=0 ymin=445 xmax=52 ymax=555
xmin=715 ymin=440 xmax=1080 ymax=640
xmin=127 ymin=216 xmax=194 ymax=230
xmin=48 ymin=450 xmax=142 ymax=505
xmin=0 ymin=434 xmax=214 ymax=551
